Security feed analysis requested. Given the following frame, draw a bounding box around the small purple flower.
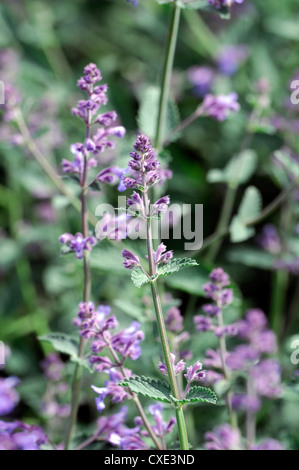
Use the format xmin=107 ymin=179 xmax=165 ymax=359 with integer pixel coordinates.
xmin=231 ymin=393 xmax=261 ymax=413
xmin=152 ymin=243 xmax=173 ymax=266
xmin=205 ymin=424 xmax=242 ymax=450
xmin=122 ymin=249 xmax=140 ymax=269
xmin=187 ymin=66 xmax=215 ymax=97
xmin=0 ymin=377 xmax=20 ymax=416
xmin=251 ymin=439 xmax=285 ymax=451
xmin=147 ymin=403 xmax=176 ymax=438
xmin=202 ymin=304 xmax=220 ymax=316
xmin=227 ymin=345 xmax=259 ymax=371
xmin=59 ymin=232 xmax=97 ymax=259
xmin=194 ymin=315 xmax=213 ymax=332
xmin=202 ymin=93 xmax=240 ymax=121
xmin=152 ymin=196 xmax=170 ymax=217
xmin=250 ymin=359 xmax=282 ymax=398
xmin=165 ymin=307 xmax=184 ymax=333
xmin=217 ymin=45 xmax=248 ymax=76
xmin=256 ymin=224 xmax=282 ymax=255
xmin=0 ymin=421 xmax=47 ymax=450
xmin=184 ymin=360 xmax=206 ymax=383
xmin=158 ymin=353 xmax=185 ymax=376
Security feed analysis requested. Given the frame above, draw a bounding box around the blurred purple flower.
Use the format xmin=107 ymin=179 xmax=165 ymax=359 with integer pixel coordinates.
xmin=202 ymin=93 xmax=240 ymax=121
xmin=0 ymin=377 xmax=20 ymax=416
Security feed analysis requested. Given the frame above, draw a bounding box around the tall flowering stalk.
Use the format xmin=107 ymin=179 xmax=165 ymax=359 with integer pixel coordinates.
xmin=122 ymin=135 xmax=190 ymax=449
xmin=195 ymin=268 xmax=237 ymax=426
xmin=62 ymin=64 xmax=125 ymax=449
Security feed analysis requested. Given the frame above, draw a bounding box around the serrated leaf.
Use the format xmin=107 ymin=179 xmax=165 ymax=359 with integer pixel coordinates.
xmin=39 ymin=332 xmax=79 ymax=357
xmin=230 ymin=216 xmax=255 ymax=243
xmin=156 ymin=257 xmax=198 ymax=279
xmin=176 ymin=386 xmax=217 ymax=405
xmin=130 ymin=258 xmax=198 ymax=288
xmin=137 ymin=85 xmax=180 ymax=143
xmin=225 ymin=150 xmax=258 ymax=187
xmin=39 ymin=333 xmax=93 ymax=373
xmin=238 ymin=186 xmax=262 ymax=222
xmin=131 ymin=268 xmax=149 ymax=288
xmin=229 ymin=186 xmax=262 ymax=243
xmin=119 ymin=376 xmax=173 ymax=404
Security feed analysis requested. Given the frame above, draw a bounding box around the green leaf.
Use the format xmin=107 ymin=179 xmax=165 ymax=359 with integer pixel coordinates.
xmin=89 ymin=180 xmax=102 ymax=192
xmin=177 ymin=0 xmax=230 ymax=19
xmin=39 ymin=332 xmax=79 ymax=357
xmin=176 ymin=386 xmax=217 ymax=406
xmin=156 ymin=257 xmax=198 ymax=279
xmin=238 ymin=186 xmax=262 ymax=222
xmin=230 ymin=186 xmax=262 ymax=243
xmin=137 ymin=85 xmax=180 ymax=143
xmin=130 ymin=258 xmax=198 ymax=288
xmin=230 ymin=216 xmax=255 ymax=243
xmin=131 ymin=268 xmax=149 ymax=288
xmin=119 ymin=376 xmax=173 ymax=404
xmin=207 ymin=150 xmax=258 ymax=187
xmin=39 ymin=333 xmax=92 ymax=372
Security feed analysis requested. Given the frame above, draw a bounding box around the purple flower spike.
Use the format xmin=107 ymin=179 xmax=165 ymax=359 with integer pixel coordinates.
xmin=194 ymin=315 xmax=213 ymax=332
xmin=59 ymin=232 xmax=97 ymax=259
xmin=122 ymin=249 xmax=140 ymax=269
xmin=205 ymin=424 xmax=242 ymax=451
xmin=202 ymin=93 xmax=240 ymax=121
xmin=184 ymin=360 xmax=206 ymax=383
xmin=165 ymin=307 xmax=184 ymax=333
xmin=153 ymin=243 xmax=173 ymax=266
xmin=0 ymin=377 xmax=20 ymax=416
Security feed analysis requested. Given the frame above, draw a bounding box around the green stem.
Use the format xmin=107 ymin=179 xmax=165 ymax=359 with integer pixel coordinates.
xmin=206 ymin=184 xmax=237 ymax=263
xmin=65 ymin=122 xmax=92 ymax=450
xmin=217 ymin=305 xmax=237 ymax=428
xmin=155 ymin=2 xmax=181 ymax=151
xmin=143 ymin=185 xmax=189 ymax=450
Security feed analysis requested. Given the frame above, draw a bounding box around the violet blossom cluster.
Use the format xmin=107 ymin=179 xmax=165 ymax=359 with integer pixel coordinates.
xmin=120 ymin=134 xmax=172 ymax=192
xmin=257 ymin=223 xmax=299 ymax=276
xmin=40 ymin=353 xmax=70 ymax=419
xmin=158 ymin=354 xmax=206 ymax=398
xmin=165 ymin=305 xmax=192 ymax=361
xmin=204 ymin=424 xmax=285 ymax=451
xmin=61 ymin=63 xmax=126 ymax=186
xmin=59 ymin=232 xmax=97 ymax=259
xmin=95 ymin=403 xmax=175 ymax=450
xmin=201 ymin=93 xmax=240 ymax=121
xmin=73 ymin=301 xmax=144 ymax=412
xmin=0 ymin=376 xmax=47 ymax=450
xmin=194 ymin=267 xmax=236 ymax=338
xmin=188 ymin=45 xmax=248 ymax=97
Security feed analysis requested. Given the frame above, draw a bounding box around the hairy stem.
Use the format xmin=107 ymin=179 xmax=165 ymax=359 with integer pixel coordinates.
xmin=155 ymin=2 xmax=181 ymax=151
xmin=143 ymin=186 xmax=189 ymax=450
xmin=216 ymin=305 xmax=237 ymax=428
xmin=65 ymin=123 xmax=92 ymax=450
